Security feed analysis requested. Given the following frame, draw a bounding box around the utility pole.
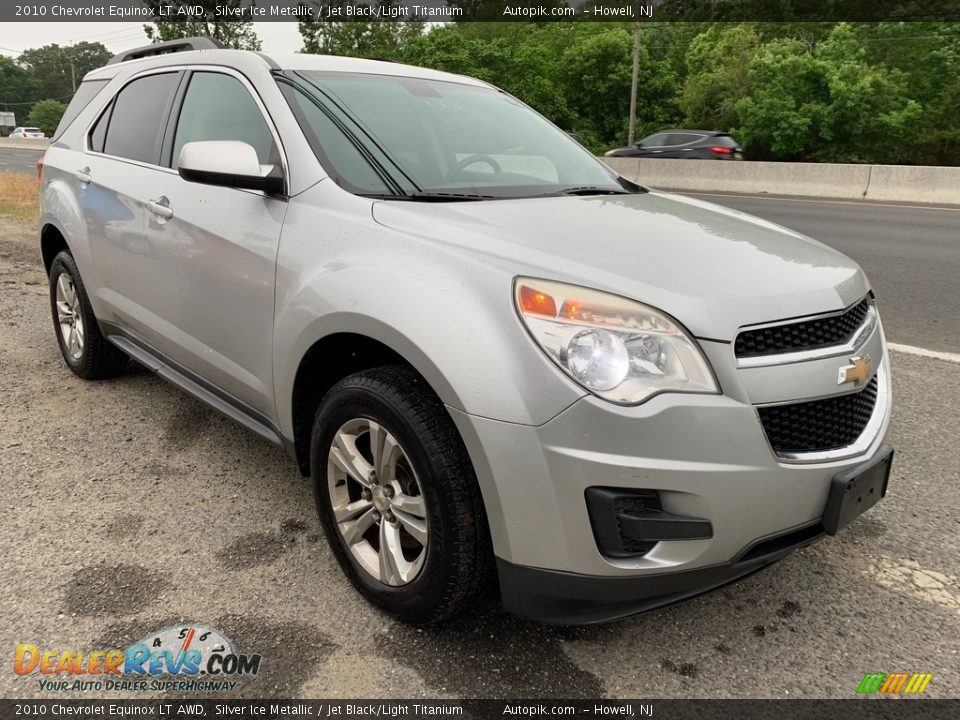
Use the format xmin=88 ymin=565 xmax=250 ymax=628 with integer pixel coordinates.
xmin=627 ymin=2 xmax=641 ymax=146
xmin=70 ymin=60 xmax=76 ymax=94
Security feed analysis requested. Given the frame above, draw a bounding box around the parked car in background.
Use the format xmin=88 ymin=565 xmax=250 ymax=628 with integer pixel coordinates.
xmin=606 ymin=130 xmax=742 ymax=160
xmin=9 ymin=127 xmax=45 ymax=139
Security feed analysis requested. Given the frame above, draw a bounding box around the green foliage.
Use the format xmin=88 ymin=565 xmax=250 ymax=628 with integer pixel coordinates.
xmin=0 ymin=56 xmax=39 ymax=111
xmin=682 ymin=25 xmax=760 ymax=131
xmin=16 ymin=42 xmax=111 ymax=101
xmin=26 ymin=99 xmax=67 ymax=136
xmin=141 ymin=1 xmax=261 ymax=50
xmin=736 ymin=24 xmax=921 ymax=162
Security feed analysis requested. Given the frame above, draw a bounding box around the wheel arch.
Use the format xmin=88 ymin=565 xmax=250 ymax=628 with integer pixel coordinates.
xmin=40 ymin=222 xmax=71 ymax=275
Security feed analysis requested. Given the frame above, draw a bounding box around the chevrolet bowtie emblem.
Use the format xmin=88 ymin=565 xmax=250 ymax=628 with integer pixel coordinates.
xmin=838 ymin=355 xmax=873 ymax=386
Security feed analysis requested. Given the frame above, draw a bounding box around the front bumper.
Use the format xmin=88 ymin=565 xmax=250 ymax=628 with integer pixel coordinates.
xmin=496 ymin=519 xmax=825 ymax=624
xmin=448 ymin=332 xmax=892 ymax=623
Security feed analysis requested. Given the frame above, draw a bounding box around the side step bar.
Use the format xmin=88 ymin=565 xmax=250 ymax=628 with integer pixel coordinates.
xmin=106 ymin=332 xmax=286 ymax=449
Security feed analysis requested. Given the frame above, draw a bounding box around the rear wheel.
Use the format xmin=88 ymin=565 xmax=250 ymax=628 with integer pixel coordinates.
xmin=310 ymin=366 xmax=491 ymax=624
xmin=48 ymin=251 xmax=127 ymax=379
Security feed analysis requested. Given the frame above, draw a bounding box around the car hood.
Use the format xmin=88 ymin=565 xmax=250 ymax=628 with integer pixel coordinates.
xmin=371 ymin=191 xmax=868 ymax=341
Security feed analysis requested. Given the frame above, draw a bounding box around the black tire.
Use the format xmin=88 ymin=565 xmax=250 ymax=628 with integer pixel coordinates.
xmin=48 ymin=250 xmax=128 ymax=379
xmin=310 ymin=365 xmax=492 ymax=624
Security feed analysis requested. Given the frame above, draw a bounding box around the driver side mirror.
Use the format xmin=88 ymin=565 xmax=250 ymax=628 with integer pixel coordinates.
xmin=178 ymin=141 xmax=284 ymax=195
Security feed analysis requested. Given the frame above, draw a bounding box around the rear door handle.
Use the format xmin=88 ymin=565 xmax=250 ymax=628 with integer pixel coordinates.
xmin=75 ymin=167 xmax=91 ymax=185
xmin=147 ymin=196 xmax=173 ymax=220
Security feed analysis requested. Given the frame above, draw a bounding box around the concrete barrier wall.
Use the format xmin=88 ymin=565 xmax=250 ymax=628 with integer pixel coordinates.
xmin=601 ymin=157 xmax=960 ymax=205
xmin=865 ymin=164 xmax=960 ymax=205
xmin=0 ymin=138 xmax=51 ymax=150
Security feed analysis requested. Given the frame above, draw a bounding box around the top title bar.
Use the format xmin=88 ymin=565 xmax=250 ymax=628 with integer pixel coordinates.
xmin=6 ymin=1 xmax=960 ymax=24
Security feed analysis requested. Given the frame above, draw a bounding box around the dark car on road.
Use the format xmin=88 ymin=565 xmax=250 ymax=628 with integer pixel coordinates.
xmin=605 ymin=130 xmax=743 ymax=160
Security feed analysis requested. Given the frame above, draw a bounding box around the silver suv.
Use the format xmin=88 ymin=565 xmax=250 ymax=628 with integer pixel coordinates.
xmin=39 ymin=40 xmax=893 ymax=624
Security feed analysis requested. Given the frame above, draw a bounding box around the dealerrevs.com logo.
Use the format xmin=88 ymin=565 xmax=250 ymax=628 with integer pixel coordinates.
xmin=14 ymin=625 xmax=262 ymax=693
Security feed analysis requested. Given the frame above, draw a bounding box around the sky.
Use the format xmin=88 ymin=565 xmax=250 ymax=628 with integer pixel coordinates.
xmin=0 ymin=22 xmax=304 ymax=57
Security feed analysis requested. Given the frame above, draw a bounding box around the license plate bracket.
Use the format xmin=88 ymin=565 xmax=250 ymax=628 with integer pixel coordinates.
xmin=823 ymin=445 xmax=894 ymax=536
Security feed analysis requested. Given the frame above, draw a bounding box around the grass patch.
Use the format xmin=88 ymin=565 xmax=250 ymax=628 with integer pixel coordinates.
xmin=0 ymin=171 xmax=39 ymax=220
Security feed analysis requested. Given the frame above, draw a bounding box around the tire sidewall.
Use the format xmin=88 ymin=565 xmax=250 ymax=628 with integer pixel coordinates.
xmin=310 ymin=383 xmax=456 ymax=621
xmin=49 ymin=253 xmax=90 ymax=373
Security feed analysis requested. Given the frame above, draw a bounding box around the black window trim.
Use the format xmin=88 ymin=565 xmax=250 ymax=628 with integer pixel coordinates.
xmin=163 ymin=65 xmax=289 ymax=197
xmin=83 ymin=67 xmax=185 ymax=174
xmin=275 ymin=74 xmax=403 ymax=198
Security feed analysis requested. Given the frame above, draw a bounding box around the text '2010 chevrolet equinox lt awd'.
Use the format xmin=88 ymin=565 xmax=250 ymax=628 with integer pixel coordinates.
xmin=38 ymin=39 xmax=894 ymax=625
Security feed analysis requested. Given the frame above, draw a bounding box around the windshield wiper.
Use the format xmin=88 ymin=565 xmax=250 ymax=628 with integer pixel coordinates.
xmin=361 ymin=191 xmax=493 ymax=202
xmin=406 ymin=191 xmax=495 ymax=202
xmin=551 ymin=186 xmax=631 ymax=196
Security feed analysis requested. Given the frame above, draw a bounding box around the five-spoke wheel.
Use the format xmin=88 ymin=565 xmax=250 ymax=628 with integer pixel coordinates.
xmin=328 ymin=418 xmax=429 ymax=586
xmin=311 ymin=366 xmax=491 ymax=624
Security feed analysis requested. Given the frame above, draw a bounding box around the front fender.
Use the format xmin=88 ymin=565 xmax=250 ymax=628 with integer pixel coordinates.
xmin=273 ymin=183 xmax=585 ymax=439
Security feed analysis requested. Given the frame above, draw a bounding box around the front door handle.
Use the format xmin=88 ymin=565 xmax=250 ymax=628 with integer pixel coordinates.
xmin=75 ymin=167 xmax=91 ymax=185
xmin=146 ymin=196 xmax=174 ymax=220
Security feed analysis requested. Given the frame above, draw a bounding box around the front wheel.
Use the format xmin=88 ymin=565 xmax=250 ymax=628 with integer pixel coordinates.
xmin=310 ymin=366 xmax=491 ymax=624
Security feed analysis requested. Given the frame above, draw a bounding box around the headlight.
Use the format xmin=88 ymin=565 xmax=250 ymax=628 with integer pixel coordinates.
xmin=514 ymin=278 xmax=719 ymax=405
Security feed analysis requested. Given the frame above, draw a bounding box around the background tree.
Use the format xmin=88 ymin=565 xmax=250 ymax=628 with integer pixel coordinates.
xmin=26 ymin=99 xmax=67 ymax=136
xmin=0 ymin=57 xmax=39 ymax=114
xmin=142 ymin=1 xmax=261 ymax=50
xmin=735 ymin=24 xmax=920 ymax=162
xmin=17 ymin=42 xmax=111 ymax=100
xmin=681 ymin=24 xmax=759 ymax=130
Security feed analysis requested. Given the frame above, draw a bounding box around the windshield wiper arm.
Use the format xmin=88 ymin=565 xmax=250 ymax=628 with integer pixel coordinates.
xmin=406 ymin=191 xmax=495 ymax=202
xmin=552 ymin=186 xmax=631 ymax=196
xmin=361 ymin=191 xmax=493 ymax=202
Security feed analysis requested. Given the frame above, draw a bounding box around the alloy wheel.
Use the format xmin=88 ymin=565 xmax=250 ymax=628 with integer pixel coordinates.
xmin=55 ymin=272 xmax=84 ymax=361
xmin=327 ymin=418 xmax=428 ymax=586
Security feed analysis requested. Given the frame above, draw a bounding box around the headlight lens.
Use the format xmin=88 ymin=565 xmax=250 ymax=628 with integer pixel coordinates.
xmin=515 ymin=278 xmax=718 ymax=405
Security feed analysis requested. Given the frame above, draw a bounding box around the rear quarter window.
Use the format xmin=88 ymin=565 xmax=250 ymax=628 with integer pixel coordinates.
xmin=53 ymin=80 xmax=109 ymax=141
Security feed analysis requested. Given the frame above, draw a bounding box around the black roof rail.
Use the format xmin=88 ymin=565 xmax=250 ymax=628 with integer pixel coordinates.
xmin=108 ymin=37 xmax=223 ymax=65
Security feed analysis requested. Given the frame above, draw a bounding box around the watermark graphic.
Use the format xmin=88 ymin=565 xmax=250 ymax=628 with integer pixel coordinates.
xmin=856 ymin=672 xmax=933 ymax=695
xmin=13 ymin=624 xmax=262 ymax=693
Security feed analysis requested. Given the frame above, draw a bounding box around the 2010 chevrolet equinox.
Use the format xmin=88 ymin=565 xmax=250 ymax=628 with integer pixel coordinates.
xmin=38 ymin=39 xmax=894 ymax=624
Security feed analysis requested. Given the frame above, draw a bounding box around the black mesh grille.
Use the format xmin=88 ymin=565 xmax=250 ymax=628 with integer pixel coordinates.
xmin=758 ymin=376 xmax=878 ymax=454
xmin=735 ymin=299 xmax=870 ymax=358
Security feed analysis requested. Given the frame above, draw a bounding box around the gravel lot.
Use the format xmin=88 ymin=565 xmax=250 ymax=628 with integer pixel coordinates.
xmin=1 ymin=214 xmax=958 ymax=699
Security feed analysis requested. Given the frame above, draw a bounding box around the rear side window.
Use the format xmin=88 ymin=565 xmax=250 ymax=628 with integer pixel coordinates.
xmin=170 ymin=72 xmax=276 ymax=168
xmin=53 ymin=80 xmax=108 ymax=141
xmin=665 ymin=133 xmax=703 ymax=146
xmin=712 ymin=135 xmax=739 ymax=147
xmin=102 ymin=72 xmax=179 ymax=164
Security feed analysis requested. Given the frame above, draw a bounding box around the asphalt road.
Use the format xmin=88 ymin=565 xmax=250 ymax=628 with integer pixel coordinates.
xmin=1 ymin=207 xmax=958 ymax=701
xmin=679 ymin=191 xmax=960 ymax=355
xmin=0 ymin=145 xmax=43 ymax=175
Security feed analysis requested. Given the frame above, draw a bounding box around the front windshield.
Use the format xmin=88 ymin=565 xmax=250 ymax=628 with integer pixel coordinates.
xmin=288 ymin=70 xmax=632 ymax=200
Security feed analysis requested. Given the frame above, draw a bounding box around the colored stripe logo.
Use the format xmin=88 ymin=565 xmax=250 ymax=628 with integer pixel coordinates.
xmin=857 ymin=672 xmax=932 ymax=694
